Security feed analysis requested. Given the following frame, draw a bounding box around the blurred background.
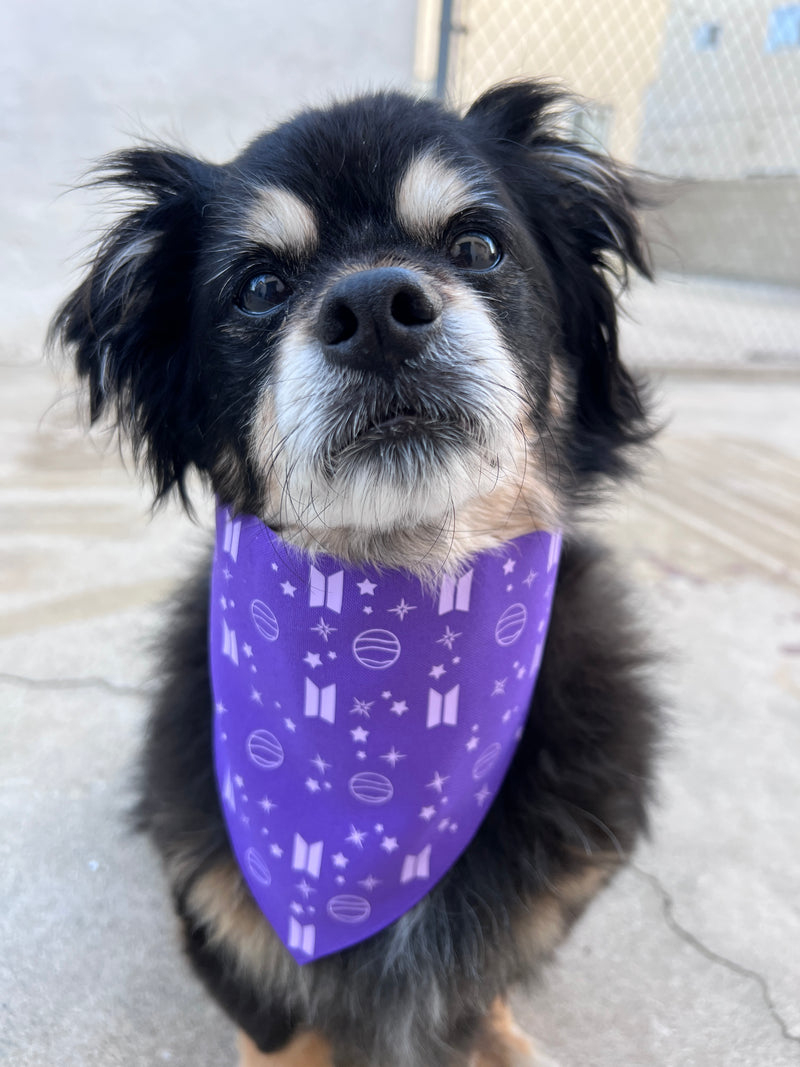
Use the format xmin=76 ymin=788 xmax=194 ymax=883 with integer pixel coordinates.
xmin=2 ymin=3 xmax=799 ymax=1066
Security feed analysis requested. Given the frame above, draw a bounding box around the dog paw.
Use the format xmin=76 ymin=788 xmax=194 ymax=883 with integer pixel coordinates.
xmin=468 ymin=1000 xmax=560 ymax=1067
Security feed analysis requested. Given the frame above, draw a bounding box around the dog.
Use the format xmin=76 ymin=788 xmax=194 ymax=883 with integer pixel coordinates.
xmin=51 ymin=81 xmax=660 ymax=1067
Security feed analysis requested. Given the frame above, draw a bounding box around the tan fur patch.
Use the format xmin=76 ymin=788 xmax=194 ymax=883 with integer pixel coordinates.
xmin=238 ymin=1028 xmax=332 ymax=1067
xmin=243 ymin=186 xmax=318 ymax=256
xmin=396 ymin=152 xmax=482 ymax=240
xmin=470 ymin=999 xmax=537 ymax=1067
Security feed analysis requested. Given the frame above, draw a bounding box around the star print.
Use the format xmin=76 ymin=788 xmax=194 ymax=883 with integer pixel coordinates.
xmin=250 ymin=687 xmax=263 ymax=704
xmin=284 ymin=718 xmax=297 ymax=732
xmin=327 ymin=651 xmax=337 ymax=660
xmin=346 ymin=825 xmax=367 ymax=848
xmin=332 ymin=852 xmax=349 ymax=868
xmin=350 ymin=726 xmax=369 ymax=743
xmin=380 ymin=836 xmax=399 ymax=853
xmin=517 ymin=666 xmax=526 ymax=679
xmin=271 ymin=563 xmax=278 ymax=571
xmin=311 ymin=617 xmax=337 ymax=642
xmin=358 ymin=875 xmax=381 ymax=891
xmin=234 ymin=775 xmax=244 ymax=788
xmin=419 ymin=805 xmax=437 ymax=821
xmin=295 ymin=879 xmax=314 ymax=898
xmin=429 ymin=664 xmax=446 ymax=680
xmin=215 ymin=702 xmax=227 ymax=714
xmin=475 ymin=785 xmax=492 ymax=807
xmin=506 ymin=584 xmax=513 ymax=592
xmin=258 ymin=796 xmax=276 ymax=813
xmin=219 ymin=595 xmax=228 ymax=610
xmin=269 ymin=843 xmax=283 ymax=858
xmin=374 ymin=824 xmax=384 ymax=833
xmin=538 ymin=619 xmax=546 ymax=633
xmin=503 ymin=558 xmax=516 ymax=575
xmin=427 ymin=771 xmax=449 ymax=793
xmin=281 ymin=580 xmax=296 ymax=597
xmin=240 ymin=814 xmax=250 ymax=825
xmin=362 ymin=605 xmax=373 ymax=615
xmin=523 ymin=569 xmax=538 ymax=587
xmin=380 ymin=746 xmax=406 ymax=767
xmin=303 ymin=651 xmax=322 ymax=669
xmin=381 ymin=691 xmax=392 ymax=699
xmin=290 ymin=902 xmax=304 ymax=915
xmin=390 ymin=700 xmax=408 ymax=716
xmin=305 ymin=778 xmax=321 ymax=793
xmin=437 ymin=626 xmax=462 ymax=650
xmin=350 ymin=698 xmax=374 ymax=718
xmin=389 ymin=598 xmax=417 ymax=621
xmin=438 ymin=818 xmax=450 ymax=831
xmin=356 ymin=750 xmax=367 ymax=760
xmin=310 ymin=754 xmax=331 ymax=775
xmin=491 ymin=678 xmax=507 ymax=696
xmin=324 ymin=781 xmax=332 ymax=790
xmin=335 ymin=875 xmax=345 ymax=885
xmin=357 ymin=578 xmax=377 ymax=595
xmin=466 ymin=737 xmax=479 ymax=752
xmin=502 ymin=710 xmax=512 ymax=723
xmin=242 ymin=643 xmax=254 ymax=659
xmin=223 ymin=567 xmax=232 ymax=580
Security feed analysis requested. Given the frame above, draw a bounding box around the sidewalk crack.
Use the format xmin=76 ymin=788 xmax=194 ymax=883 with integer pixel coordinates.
xmin=632 ymin=865 xmax=800 ymax=1046
xmin=0 ymin=671 xmax=148 ymax=698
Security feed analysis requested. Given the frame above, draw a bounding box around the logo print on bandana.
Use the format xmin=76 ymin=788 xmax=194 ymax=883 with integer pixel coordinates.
xmin=210 ymin=509 xmax=561 ymax=964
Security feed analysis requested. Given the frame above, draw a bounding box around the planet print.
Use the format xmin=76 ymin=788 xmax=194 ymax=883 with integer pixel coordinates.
xmin=494 ymin=603 xmax=527 ymax=646
xmin=348 ymin=771 xmax=394 ymax=805
xmin=246 ymin=848 xmax=272 ymax=886
xmin=326 ymin=894 xmax=371 ymax=924
xmin=251 ymin=599 xmax=279 ymax=641
xmin=352 ymin=629 xmax=401 ymax=669
xmin=247 ymin=729 xmax=284 ymax=769
xmin=472 ymin=742 xmax=502 ymax=780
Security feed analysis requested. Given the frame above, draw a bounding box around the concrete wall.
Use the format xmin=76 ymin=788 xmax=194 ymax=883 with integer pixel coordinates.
xmin=1 ymin=0 xmax=418 ymax=361
xmin=647 ymin=177 xmax=800 ymax=285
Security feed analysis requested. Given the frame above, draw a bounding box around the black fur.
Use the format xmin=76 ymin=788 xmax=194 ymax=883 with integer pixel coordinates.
xmin=52 ymin=81 xmax=660 ymax=1066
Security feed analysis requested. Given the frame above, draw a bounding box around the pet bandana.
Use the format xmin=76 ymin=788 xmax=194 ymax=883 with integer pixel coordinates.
xmin=210 ymin=506 xmax=561 ymax=964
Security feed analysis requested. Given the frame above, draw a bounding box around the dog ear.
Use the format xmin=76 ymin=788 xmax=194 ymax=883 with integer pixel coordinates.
xmin=466 ymin=82 xmax=653 ymax=480
xmin=50 ymin=148 xmax=216 ymax=505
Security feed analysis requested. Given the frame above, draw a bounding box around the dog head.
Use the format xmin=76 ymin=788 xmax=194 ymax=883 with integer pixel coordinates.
xmin=52 ymin=82 xmax=651 ymax=570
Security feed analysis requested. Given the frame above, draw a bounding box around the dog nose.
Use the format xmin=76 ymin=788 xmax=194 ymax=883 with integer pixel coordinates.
xmin=316 ymin=267 xmax=442 ymax=374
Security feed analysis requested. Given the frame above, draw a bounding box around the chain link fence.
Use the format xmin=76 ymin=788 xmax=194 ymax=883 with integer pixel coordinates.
xmin=416 ymin=0 xmax=800 ymax=371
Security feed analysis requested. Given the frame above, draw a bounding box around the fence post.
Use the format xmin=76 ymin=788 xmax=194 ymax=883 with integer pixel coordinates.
xmin=435 ymin=0 xmax=455 ymax=99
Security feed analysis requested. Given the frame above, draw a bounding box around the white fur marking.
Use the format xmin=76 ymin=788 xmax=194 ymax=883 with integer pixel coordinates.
xmin=244 ymin=187 xmax=318 ymax=255
xmin=396 ymin=153 xmax=485 ymax=239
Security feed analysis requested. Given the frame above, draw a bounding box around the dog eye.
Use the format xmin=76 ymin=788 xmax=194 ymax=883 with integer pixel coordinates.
xmin=448 ymin=232 xmax=501 ymax=272
xmin=237 ymin=273 xmax=291 ymax=315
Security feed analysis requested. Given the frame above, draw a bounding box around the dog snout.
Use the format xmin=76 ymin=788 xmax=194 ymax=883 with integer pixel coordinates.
xmin=316 ymin=267 xmax=442 ymax=374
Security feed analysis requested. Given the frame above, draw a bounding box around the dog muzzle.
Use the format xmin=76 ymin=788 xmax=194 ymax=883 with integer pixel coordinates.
xmin=210 ymin=506 xmax=561 ymax=963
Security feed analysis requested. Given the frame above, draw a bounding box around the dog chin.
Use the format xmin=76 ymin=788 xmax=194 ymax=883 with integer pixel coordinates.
xmin=269 ymin=437 xmax=504 ymax=535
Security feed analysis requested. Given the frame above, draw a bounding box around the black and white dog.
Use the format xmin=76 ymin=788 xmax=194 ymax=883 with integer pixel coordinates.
xmin=52 ymin=82 xmax=660 ymax=1067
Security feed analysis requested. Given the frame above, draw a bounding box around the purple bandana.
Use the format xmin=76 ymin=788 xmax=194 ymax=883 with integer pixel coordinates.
xmin=210 ymin=507 xmax=561 ymax=964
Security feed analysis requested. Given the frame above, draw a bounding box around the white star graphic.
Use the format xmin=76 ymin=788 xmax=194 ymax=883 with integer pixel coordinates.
xmin=506 ymin=583 xmax=513 ymax=592
xmin=356 ymin=750 xmax=367 ymax=760
xmin=214 ymin=702 xmax=227 ymax=714
xmin=475 ymin=784 xmax=492 ymax=807
xmin=223 ymin=567 xmax=232 ymax=581
xmin=465 ymin=737 xmax=479 ymax=752
xmin=429 ymin=664 xmax=446 ymax=680
xmin=350 ymin=726 xmax=369 ymax=743
xmin=219 ymin=596 xmax=228 ymax=610
xmin=389 ymin=598 xmax=417 ymax=621
xmin=503 ymin=558 xmax=516 ymax=575
xmin=362 ymin=605 xmax=373 ymax=615
xmin=523 ymin=569 xmax=538 ymax=587
xmin=437 ymin=626 xmax=461 ymax=650
xmin=332 ymin=852 xmax=349 ymax=868
xmin=250 ymin=687 xmax=263 ymax=704
xmin=390 ymin=700 xmax=408 ymax=717
xmin=290 ymin=902 xmax=304 ymax=915
xmin=284 ymin=718 xmax=297 ymax=732
xmin=234 ymin=775 xmax=244 ymax=788
xmin=311 ymin=617 xmax=337 ymax=642
xmin=419 ymin=805 xmax=437 ymax=821
xmin=380 ymin=836 xmax=399 ymax=853
xmin=380 ymin=746 xmax=406 ymax=767
xmin=491 ymin=678 xmax=507 ymax=696
xmin=258 ymin=796 xmax=276 ymax=812
xmin=271 ymin=563 xmax=278 ymax=571
xmin=303 ymin=651 xmax=322 ymax=669
xmin=335 ymin=875 xmax=345 ymax=885
xmin=381 ymin=691 xmax=392 ymax=699
xmin=310 ymin=754 xmax=331 ymax=775
xmin=374 ymin=824 xmax=384 ymax=833
xmin=305 ymin=778 xmax=321 ymax=793
xmin=438 ymin=818 xmax=450 ymax=831
xmin=502 ymin=710 xmax=512 ymax=723
xmin=295 ymin=879 xmax=314 ymax=898
xmin=358 ymin=874 xmax=381 ymax=891
xmin=350 ymin=698 xmax=373 ymax=718
xmin=269 ymin=843 xmax=283 ymax=858
xmin=328 ymin=651 xmax=337 ymax=660
xmin=281 ymin=580 xmax=296 ymax=597
xmin=242 ymin=643 xmax=254 ymax=659
xmin=346 ymin=825 xmax=367 ymax=848
xmin=357 ymin=578 xmax=377 ymax=595
xmin=427 ymin=771 xmax=449 ymax=793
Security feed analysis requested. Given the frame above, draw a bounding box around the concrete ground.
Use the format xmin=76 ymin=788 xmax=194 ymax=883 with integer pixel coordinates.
xmin=2 ymin=347 xmax=800 ymax=1066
